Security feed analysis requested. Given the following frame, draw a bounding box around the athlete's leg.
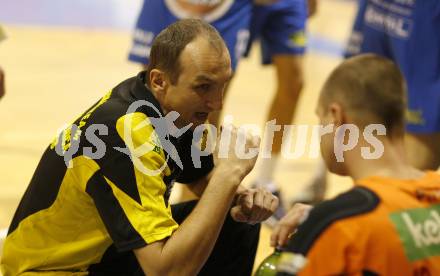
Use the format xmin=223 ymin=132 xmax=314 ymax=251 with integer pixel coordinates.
xmin=255 ymin=54 xmax=304 ymax=191
xmin=269 ymin=55 xmax=304 ymax=155
xmin=250 ymin=0 xmax=307 ymax=212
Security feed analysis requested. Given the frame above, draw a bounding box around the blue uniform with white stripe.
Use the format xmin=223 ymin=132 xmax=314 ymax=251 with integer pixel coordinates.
xmin=346 ymin=0 xmax=440 ymax=133
xmin=129 ymin=0 xmax=252 ymax=71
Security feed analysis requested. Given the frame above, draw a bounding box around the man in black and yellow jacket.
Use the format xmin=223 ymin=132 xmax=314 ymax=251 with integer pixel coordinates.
xmin=1 ymin=19 xmax=278 ymax=276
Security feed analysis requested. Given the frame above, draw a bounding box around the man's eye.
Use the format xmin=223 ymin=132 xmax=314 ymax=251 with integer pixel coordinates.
xmin=195 ymin=84 xmax=211 ymax=92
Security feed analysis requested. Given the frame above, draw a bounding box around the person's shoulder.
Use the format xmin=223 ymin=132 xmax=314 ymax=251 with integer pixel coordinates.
xmin=86 ymin=75 xmax=144 ymax=125
xmin=289 ymin=186 xmax=380 ymax=254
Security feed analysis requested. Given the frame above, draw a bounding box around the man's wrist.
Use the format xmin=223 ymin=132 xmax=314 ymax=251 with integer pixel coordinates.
xmin=212 ymin=163 xmax=244 ymax=187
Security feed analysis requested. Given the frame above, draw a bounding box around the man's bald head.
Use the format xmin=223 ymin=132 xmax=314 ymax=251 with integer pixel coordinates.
xmin=320 ymin=54 xmax=407 ymax=137
xmin=146 ymin=18 xmax=227 ymax=86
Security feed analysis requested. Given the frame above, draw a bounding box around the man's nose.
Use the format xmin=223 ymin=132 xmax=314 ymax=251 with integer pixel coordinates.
xmin=206 ymin=91 xmax=223 ymax=111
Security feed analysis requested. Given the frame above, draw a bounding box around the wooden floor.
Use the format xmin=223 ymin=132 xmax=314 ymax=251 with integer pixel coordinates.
xmin=0 ymin=0 xmax=358 ymax=273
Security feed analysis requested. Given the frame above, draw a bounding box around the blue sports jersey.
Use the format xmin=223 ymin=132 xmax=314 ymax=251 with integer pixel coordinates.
xmin=129 ymin=0 xmax=252 ymax=71
xmin=346 ymin=0 xmax=440 ymax=133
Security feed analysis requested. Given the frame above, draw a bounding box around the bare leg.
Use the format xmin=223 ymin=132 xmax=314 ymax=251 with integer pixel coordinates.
xmin=269 ymin=55 xmax=304 ymax=154
xmin=252 ymin=55 xmax=305 ymax=224
xmin=254 ymin=55 xmax=304 ymax=187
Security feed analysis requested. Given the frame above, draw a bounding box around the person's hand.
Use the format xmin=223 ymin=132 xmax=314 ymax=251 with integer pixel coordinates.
xmin=308 ymin=0 xmax=318 ymax=18
xmin=270 ymin=203 xmax=312 ymax=247
xmin=215 ymin=124 xmax=260 ymax=180
xmin=230 ymin=187 xmax=279 ymax=224
xmin=0 ymin=66 xmax=5 ymax=99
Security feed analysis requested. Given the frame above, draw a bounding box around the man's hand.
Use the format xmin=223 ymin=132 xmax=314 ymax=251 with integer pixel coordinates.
xmin=215 ymin=124 xmax=260 ymax=180
xmin=270 ymin=203 xmax=312 ymax=247
xmin=230 ymin=187 xmax=279 ymax=224
xmin=0 ymin=67 xmax=5 ymax=99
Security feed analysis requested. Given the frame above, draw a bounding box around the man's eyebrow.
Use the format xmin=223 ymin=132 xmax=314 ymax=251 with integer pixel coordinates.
xmin=193 ymin=73 xmax=233 ymax=83
xmin=194 ymin=74 xmax=215 ymax=83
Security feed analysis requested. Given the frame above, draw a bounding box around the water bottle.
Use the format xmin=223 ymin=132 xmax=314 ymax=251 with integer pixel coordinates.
xmin=254 ymin=248 xmax=282 ymax=276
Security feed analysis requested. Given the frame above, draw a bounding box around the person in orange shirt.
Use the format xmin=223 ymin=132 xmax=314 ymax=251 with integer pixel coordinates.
xmin=273 ymin=54 xmax=440 ymax=276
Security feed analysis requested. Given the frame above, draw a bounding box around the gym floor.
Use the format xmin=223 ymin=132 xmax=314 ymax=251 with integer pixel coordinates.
xmin=0 ymin=0 xmax=357 ymax=273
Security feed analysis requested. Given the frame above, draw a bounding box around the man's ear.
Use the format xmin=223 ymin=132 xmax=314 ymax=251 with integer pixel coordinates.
xmin=149 ymin=69 xmax=168 ymax=93
xmin=328 ymin=102 xmax=347 ymax=127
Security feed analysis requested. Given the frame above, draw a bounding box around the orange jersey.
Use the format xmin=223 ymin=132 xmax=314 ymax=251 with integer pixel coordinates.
xmin=278 ymin=172 xmax=440 ymax=276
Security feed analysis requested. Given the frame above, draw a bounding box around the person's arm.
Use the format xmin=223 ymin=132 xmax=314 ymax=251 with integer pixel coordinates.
xmin=134 ymin=125 xmax=260 ymax=276
xmin=275 ymin=187 xmax=379 ymax=275
xmin=274 ymin=205 xmax=351 ymax=276
xmin=134 ymin=165 xmax=244 ymax=275
xmin=276 ymin=222 xmax=351 ymax=276
xmin=187 ymin=176 xmax=279 ymax=225
xmin=184 ymin=170 xmax=212 ymax=197
xmin=271 ymin=203 xmax=312 ymax=247
xmin=177 ymin=128 xmax=279 ymax=225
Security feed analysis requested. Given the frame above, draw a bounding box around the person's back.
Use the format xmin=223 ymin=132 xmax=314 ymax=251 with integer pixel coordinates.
xmin=357 ymin=172 xmax=440 ymax=274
